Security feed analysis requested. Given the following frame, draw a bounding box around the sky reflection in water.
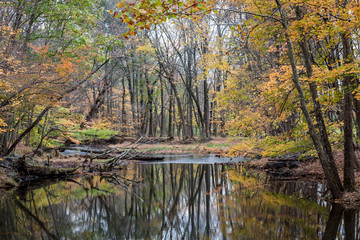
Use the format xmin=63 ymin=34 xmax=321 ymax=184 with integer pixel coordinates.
xmin=0 ymin=158 xmax=358 ymax=239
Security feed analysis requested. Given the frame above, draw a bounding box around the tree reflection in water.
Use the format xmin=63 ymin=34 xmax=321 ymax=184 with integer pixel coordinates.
xmin=0 ymin=163 xmax=358 ymax=239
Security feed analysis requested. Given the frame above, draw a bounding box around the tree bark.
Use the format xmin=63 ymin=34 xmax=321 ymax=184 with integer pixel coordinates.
xmin=275 ymin=0 xmax=343 ymax=198
xmin=159 ymin=74 xmax=165 ymax=137
xmin=202 ymin=33 xmax=210 ymax=139
xmin=341 ymin=31 xmax=356 ymax=191
xmin=121 ymin=77 xmax=127 ymax=133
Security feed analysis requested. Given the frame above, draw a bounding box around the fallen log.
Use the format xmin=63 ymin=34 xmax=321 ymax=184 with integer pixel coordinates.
xmin=14 ymin=156 xmax=78 ymax=177
xmin=87 ymin=154 xmax=114 ymax=159
xmin=107 ymin=136 xmax=143 ymax=167
xmin=59 ymin=147 xmax=108 ymax=154
xmin=132 ymin=156 xmax=165 ymax=161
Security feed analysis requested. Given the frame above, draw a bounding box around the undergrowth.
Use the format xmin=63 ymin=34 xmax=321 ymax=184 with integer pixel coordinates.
xmin=227 ymin=136 xmax=315 ymax=158
xmin=73 ymin=128 xmax=117 ymax=142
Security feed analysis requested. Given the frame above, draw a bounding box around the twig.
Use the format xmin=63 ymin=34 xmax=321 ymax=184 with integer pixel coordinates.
xmin=107 ymin=136 xmax=144 ymax=167
xmin=0 ymin=163 xmax=11 ymax=169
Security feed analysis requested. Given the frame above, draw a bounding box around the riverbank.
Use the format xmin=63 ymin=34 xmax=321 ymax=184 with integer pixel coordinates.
xmin=245 ymin=151 xmax=360 ymax=185
xmin=0 ymin=137 xmax=240 ymax=188
xmin=1 ymin=137 xmax=360 ymax=207
xmin=245 ymin=150 xmax=360 ymax=207
xmin=108 ymin=137 xmax=241 ymax=154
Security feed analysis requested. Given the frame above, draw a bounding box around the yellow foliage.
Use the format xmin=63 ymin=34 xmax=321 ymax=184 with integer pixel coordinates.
xmin=91 ymin=118 xmax=114 ymax=130
xmin=135 ymin=41 xmax=155 ymax=54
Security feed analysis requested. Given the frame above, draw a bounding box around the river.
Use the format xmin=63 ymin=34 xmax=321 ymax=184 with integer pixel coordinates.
xmin=0 ymin=155 xmax=357 ymax=239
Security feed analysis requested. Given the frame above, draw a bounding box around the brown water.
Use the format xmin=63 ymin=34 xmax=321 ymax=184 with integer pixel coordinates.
xmin=0 ymin=161 xmax=358 ymax=239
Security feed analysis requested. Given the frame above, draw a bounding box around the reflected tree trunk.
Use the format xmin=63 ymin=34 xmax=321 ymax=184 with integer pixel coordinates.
xmin=14 ymin=199 xmax=59 ymax=240
xmin=205 ymin=165 xmax=211 ymax=237
xmin=322 ymin=204 xmax=343 ymax=240
xmin=344 ymin=209 xmax=356 ymax=240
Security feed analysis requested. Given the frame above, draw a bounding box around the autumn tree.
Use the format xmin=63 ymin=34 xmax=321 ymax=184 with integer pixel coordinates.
xmin=110 ymin=0 xmax=360 ymax=198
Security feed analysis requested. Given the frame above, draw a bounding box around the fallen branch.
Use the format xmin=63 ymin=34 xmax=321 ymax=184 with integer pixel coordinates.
xmin=60 ymin=147 xmax=109 ymax=154
xmin=107 ymin=136 xmax=144 ymax=167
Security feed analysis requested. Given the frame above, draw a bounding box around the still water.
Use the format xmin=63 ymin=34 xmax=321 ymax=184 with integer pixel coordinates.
xmin=0 ymin=156 xmax=358 ymax=239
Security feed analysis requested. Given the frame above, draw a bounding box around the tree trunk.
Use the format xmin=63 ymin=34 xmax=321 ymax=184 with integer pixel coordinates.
xmin=7 ymin=106 xmax=52 ymax=154
xmin=204 ymin=78 xmax=210 ymax=139
xmin=202 ymin=34 xmax=210 ymax=139
xmin=352 ymin=80 xmax=360 ymax=141
xmin=166 ymin=74 xmax=188 ymax=139
xmin=341 ymin=31 xmax=356 ymax=191
xmin=168 ymin=87 xmax=173 ymax=138
xmin=126 ymin=66 xmax=136 ymax=123
xmin=121 ymin=77 xmax=127 ymax=134
xmin=295 ymin=6 xmax=343 ymax=192
xmin=275 ymin=0 xmax=343 ymax=199
xmin=146 ymin=74 xmax=154 ymax=137
xmin=160 ymin=74 xmax=165 ymax=137
xmin=86 ymin=86 xmax=107 ymax=122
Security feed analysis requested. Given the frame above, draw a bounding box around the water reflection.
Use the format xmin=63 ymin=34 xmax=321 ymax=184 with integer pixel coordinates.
xmin=0 ymin=163 xmax=358 ymax=239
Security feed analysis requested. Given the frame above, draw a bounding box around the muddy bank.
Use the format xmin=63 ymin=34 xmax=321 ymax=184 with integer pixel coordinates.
xmin=245 ymin=154 xmax=318 ymax=181
xmin=245 ymin=151 xmax=360 ymax=207
xmin=245 ymin=151 xmax=360 ymax=184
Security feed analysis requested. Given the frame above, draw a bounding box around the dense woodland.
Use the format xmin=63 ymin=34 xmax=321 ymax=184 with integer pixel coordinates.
xmin=1 ymin=0 xmax=360 ymax=197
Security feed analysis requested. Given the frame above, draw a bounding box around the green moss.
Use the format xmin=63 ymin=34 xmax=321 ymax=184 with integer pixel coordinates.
xmin=205 ymin=143 xmax=229 ymax=148
xmin=73 ymin=128 xmax=118 ymax=141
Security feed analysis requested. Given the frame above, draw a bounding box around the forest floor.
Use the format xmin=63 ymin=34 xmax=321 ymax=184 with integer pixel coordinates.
xmin=108 ymin=136 xmax=242 ymax=154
